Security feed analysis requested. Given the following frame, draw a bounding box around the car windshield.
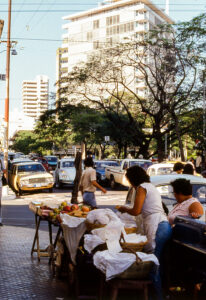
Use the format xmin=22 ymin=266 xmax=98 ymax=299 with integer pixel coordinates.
xmin=130 ymin=161 xmax=152 ymax=170
xmin=95 ymin=161 xmax=119 ymax=168
xmin=157 ymin=167 xmax=173 ymax=175
xmin=18 ymin=164 xmax=45 ymax=173
xmin=62 ymin=161 xmax=75 ymax=168
xmin=46 ymin=157 xmax=57 ymax=162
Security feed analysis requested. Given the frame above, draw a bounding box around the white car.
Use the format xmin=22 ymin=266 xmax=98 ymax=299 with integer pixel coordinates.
xmin=126 ymin=174 xmax=206 ymax=220
xmin=147 ymin=163 xmax=174 ymax=176
xmin=54 ymin=158 xmax=77 ymax=188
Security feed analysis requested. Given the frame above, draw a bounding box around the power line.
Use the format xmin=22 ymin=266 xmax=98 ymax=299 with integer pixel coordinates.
xmin=0 ymin=9 xmax=205 ymax=12
xmin=12 ymin=0 xmax=27 ymax=27
xmin=26 ymin=0 xmax=58 ymax=31
xmin=0 ymin=2 xmax=205 ymax=5
xmin=0 ymin=2 xmax=96 ymax=5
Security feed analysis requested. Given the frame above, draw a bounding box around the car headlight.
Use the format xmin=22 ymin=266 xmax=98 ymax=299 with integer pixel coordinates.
xmin=20 ymin=180 xmax=29 ymax=185
xmin=60 ymin=170 xmax=66 ymax=174
xmin=46 ymin=178 xmax=54 ymax=183
xmin=101 ymin=175 xmax=106 ymax=180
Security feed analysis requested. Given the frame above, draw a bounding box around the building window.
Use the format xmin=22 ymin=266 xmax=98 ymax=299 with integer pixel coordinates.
xmin=93 ymin=41 xmax=100 ymax=49
xmin=106 ymin=15 xmax=120 ymax=26
xmin=93 ymin=20 xmax=99 ymax=29
xmin=87 ymin=31 xmax=93 ymax=41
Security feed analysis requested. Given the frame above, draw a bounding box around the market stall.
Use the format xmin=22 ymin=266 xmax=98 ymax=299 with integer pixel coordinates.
xmin=29 ymin=202 xmax=158 ymax=299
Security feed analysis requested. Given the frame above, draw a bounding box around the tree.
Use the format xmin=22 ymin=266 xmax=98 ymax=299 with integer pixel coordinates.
xmin=11 ymin=131 xmax=44 ymax=154
xmin=59 ymin=14 xmax=206 ymax=161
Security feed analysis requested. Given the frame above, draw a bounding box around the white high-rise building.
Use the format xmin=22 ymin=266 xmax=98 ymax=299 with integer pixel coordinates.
xmin=22 ymin=75 xmax=49 ymax=119
xmin=62 ymin=0 xmax=173 ymax=76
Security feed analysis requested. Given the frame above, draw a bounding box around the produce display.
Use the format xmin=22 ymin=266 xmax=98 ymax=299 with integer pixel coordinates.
xmin=39 ymin=202 xmax=92 ymax=223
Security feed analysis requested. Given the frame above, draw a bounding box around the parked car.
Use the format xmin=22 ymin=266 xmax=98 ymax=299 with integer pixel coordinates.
xmin=105 ymin=158 xmax=153 ymax=188
xmin=8 ymin=161 xmax=54 ymax=195
xmin=94 ymin=160 xmax=120 ymax=184
xmin=147 ymin=163 xmax=174 ymax=176
xmin=37 ymin=157 xmax=50 ymax=172
xmin=8 ymin=158 xmax=32 ymax=172
xmin=126 ymin=174 xmax=206 ymax=218
xmin=44 ymin=155 xmax=58 ymax=170
xmin=54 ymin=158 xmax=81 ymax=188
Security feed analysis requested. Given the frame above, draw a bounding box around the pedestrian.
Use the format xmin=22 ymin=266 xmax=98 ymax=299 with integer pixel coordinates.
xmin=116 ymin=165 xmax=172 ymax=300
xmin=183 ymin=163 xmax=195 ymax=175
xmin=195 ymin=152 xmax=202 ymax=174
xmin=168 ymin=178 xmax=203 ymax=225
xmin=0 ymin=156 xmax=6 ymax=225
xmin=172 ymin=162 xmax=184 ymax=174
xmin=79 ymin=157 xmax=107 ymax=208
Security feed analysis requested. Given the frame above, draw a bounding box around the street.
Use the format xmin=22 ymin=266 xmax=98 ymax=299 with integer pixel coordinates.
xmin=2 ymin=186 xmax=128 ymax=226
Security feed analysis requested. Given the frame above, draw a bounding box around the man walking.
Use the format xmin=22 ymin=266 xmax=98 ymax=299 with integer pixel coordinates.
xmin=79 ymin=157 xmax=107 ymax=208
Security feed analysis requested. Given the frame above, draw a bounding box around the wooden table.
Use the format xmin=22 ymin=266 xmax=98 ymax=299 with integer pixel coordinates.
xmin=29 ymin=203 xmax=62 ymax=262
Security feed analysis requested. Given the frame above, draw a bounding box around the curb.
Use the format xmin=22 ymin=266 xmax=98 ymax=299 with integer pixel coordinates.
xmin=2 ymin=186 xmax=16 ymax=200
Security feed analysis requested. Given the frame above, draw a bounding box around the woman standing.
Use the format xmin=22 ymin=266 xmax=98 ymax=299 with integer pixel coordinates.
xmin=117 ymin=165 xmax=171 ymax=255
xmin=117 ymin=165 xmax=172 ymax=300
xmin=0 ymin=156 xmax=6 ymax=226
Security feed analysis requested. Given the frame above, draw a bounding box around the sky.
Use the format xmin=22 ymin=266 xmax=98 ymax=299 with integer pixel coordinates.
xmin=0 ymin=0 xmax=205 ymax=116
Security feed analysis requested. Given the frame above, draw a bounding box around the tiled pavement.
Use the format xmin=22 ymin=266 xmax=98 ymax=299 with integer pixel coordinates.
xmin=0 ymin=225 xmax=71 ymax=300
xmin=0 ymin=188 xmax=128 ymax=300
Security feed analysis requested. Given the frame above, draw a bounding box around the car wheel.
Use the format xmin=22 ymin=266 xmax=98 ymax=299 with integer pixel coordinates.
xmin=56 ymin=178 xmax=63 ymax=189
xmin=17 ymin=187 xmax=23 ymax=196
xmin=49 ymin=187 xmax=53 ymax=193
xmin=110 ymin=176 xmax=116 ymax=189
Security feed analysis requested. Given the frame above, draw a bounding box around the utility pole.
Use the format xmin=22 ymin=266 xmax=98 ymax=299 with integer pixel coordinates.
xmin=4 ymin=0 xmax=12 ymax=177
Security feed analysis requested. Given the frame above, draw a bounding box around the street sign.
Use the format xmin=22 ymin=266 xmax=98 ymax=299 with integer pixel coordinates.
xmin=0 ymin=74 xmax=6 ymax=81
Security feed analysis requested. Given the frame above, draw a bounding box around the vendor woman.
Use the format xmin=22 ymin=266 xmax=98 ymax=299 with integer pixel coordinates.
xmin=117 ymin=165 xmax=172 ymax=258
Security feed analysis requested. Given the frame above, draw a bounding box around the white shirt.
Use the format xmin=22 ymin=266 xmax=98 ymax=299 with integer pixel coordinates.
xmin=140 ymin=182 xmax=167 ymax=219
xmin=196 ymin=156 xmax=202 ymax=168
xmin=139 ymin=182 xmax=168 ymax=252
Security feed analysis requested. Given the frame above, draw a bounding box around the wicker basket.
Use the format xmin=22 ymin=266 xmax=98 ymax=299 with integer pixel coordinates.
xmin=120 ymin=241 xmax=147 ymax=252
xmin=85 ymin=220 xmax=106 ymax=232
xmin=120 ymin=234 xmax=147 ymax=252
xmin=124 ymin=227 xmax=137 ymax=234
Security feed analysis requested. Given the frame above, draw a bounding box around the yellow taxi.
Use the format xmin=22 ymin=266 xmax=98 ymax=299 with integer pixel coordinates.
xmin=8 ymin=161 xmax=54 ymax=195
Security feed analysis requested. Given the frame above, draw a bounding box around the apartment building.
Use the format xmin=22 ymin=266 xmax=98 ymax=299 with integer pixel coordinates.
xmin=62 ymin=0 xmax=173 ymax=97
xmin=56 ymin=47 xmax=68 ymax=102
xmin=22 ymin=75 xmax=49 ymax=119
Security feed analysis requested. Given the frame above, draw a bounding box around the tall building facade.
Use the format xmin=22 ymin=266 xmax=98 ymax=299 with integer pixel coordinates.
xmin=22 ymin=75 xmax=49 ymax=119
xmin=56 ymin=47 xmax=68 ymax=102
xmin=62 ymin=0 xmax=173 ymax=79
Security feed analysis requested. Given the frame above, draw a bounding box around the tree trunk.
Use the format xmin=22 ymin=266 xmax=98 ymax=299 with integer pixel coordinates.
xmin=71 ymin=151 xmax=82 ymax=204
xmin=123 ymin=144 xmax=127 ymax=158
xmin=156 ymin=134 xmax=165 ymax=162
xmin=173 ymin=115 xmax=185 ymax=161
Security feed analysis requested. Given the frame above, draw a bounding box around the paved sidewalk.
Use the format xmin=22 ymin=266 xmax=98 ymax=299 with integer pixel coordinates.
xmin=0 ymin=224 xmax=72 ymax=300
xmin=0 ymin=187 xmax=129 ymax=300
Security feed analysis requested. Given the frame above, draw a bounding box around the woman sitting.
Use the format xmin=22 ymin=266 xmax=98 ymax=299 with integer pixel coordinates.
xmin=168 ymin=178 xmax=204 ymax=225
